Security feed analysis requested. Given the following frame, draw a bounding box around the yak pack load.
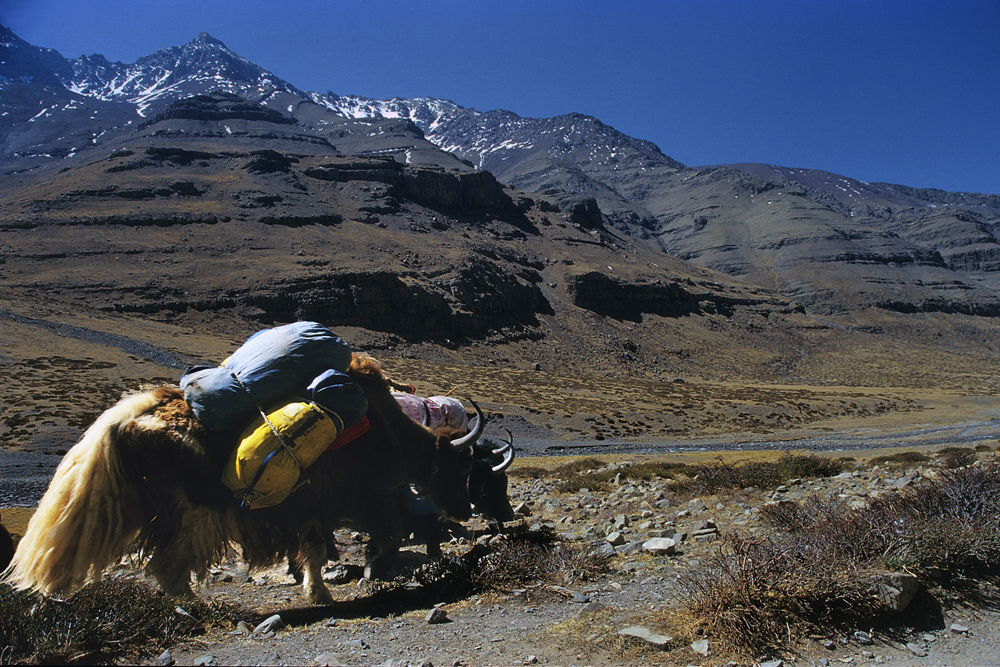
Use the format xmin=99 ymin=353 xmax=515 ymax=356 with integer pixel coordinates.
xmin=180 ymin=321 xmax=355 ymax=431
xmin=392 ymin=392 xmax=469 ymax=431
xmin=181 ymin=322 xmax=369 ymax=508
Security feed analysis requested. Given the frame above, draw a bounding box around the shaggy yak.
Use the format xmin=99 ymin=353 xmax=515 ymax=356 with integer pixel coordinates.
xmin=4 ymin=354 xmax=481 ymax=604
xmin=401 ymin=431 xmax=516 ymax=559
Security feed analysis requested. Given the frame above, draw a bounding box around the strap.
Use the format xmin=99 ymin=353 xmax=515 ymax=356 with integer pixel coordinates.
xmin=230 ymin=371 xmax=307 ymax=469
xmin=326 ymin=415 xmax=370 ymax=451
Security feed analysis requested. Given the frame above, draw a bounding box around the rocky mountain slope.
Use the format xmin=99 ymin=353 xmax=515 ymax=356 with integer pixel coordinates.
xmin=3 ymin=26 xmax=1000 ymax=319
xmin=4 ymin=27 xmax=1000 ymax=462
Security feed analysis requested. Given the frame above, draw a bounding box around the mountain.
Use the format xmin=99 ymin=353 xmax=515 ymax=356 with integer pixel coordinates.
xmin=309 ymin=94 xmax=1000 ymax=316
xmin=5 ymin=26 xmax=1000 ymax=319
xmin=5 ymin=26 xmax=1000 ymax=455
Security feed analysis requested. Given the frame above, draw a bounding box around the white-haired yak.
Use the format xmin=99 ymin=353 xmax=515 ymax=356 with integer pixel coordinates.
xmin=3 ymin=354 xmax=481 ymax=604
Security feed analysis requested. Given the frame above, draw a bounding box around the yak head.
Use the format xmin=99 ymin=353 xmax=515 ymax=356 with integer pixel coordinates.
xmin=426 ymin=400 xmax=485 ymax=522
xmin=469 ymin=430 xmax=516 ymax=523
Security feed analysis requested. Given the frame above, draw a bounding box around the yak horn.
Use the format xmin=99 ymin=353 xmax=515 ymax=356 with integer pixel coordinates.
xmin=491 ymin=431 xmax=513 ymax=455
xmin=450 ymin=399 xmax=484 ymax=450
xmin=492 ymin=429 xmax=515 ymax=472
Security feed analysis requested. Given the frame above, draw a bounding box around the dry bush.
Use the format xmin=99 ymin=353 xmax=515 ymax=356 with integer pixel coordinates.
xmin=676 ymin=462 xmax=1000 ymax=658
xmin=936 ymin=447 xmax=978 ymax=470
xmin=518 ymin=454 xmax=844 ymax=497
xmin=552 ymin=457 xmax=607 ymax=475
xmin=669 ymin=454 xmax=845 ymax=496
xmin=509 ymin=465 xmax=551 ymax=479
xmin=469 ymin=533 xmax=612 ymax=593
xmin=869 ymin=451 xmax=930 ymax=467
xmin=0 ymin=577 xmax=249 ymax=664
xmin=677 ymin=534 xmax=880 ymax=658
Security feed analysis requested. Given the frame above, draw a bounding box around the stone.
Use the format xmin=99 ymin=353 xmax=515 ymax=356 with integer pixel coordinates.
xmin=605 ymin=531 xmax=626 ymax=546
xmin=892 ymin=474 xmax=915 ymax=490
xmin=156 ymin=650 xmax=174 ymax=666
xmin=595 ymin=541 xmax=618 ymax=558
xmin=577 ymin=601 xmax=606 ymax=616
xmin=759 ymin=661 xmax=783 ymax=667
xmin=642 ymin=537 xmax=676 ymax=554
xmin=691 ymin=638 xmax=711 ymax=656
xmin=173 ymin=606 xmax=202 ymax=633
xmin=876 ymin=572 xmax=920 ymax=612
xmin=615 ymin=539 xmax=645 ymax=555
xmin=950 ymin=623 xmax=970 ymax=634
xmin=905 ymin=642 xmax=927 ymax=657
xmin=253 ymin=614 xmax=285 ymax=636
xmin=513 ymin=502 xmax=531 ymax=517
xmin=854 ymin=630 xmax=874 ymax=645
xmin=688 ymin=498 xmax=706 ymax=512
xmin=314 ymin=653 xmax=348 ymax=667
xmin=617 ymin=625 xmax=672 ymax=647
xmin=193 ymin=656 xmax=216 ymax=667
xmin=426 ymin=607 xmax=449 ymax=624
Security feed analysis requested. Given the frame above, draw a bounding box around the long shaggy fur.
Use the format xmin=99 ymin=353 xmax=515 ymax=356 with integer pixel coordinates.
xmin=3 ymin=354 xmax=475 ymax=602
xmin=4 ymin=390 xmax=158 ymax=596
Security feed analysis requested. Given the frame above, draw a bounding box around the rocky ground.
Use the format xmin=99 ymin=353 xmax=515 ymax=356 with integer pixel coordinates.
xmin=9 ymin=447 xmax=991 ymax=667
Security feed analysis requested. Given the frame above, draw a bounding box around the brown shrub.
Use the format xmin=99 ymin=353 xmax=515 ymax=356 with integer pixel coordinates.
xmin=675 ymin=462 xmax=1000 ymax=658
xmin=0 ymin=576 xmax=249 ymax=664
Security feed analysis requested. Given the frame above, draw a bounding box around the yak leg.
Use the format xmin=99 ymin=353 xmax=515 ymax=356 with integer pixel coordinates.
xmin=299 ymin=527 xmax=334 ymax=605
xmin=289 ymin=533 xmax=340 ymax=584
xmin=147 ymin=549 xmax=197 ymax=599
xmin=410 ymin=515 xmax=443 ymax=559
xmin=363 ymin=500 xmax=404 ymax=580
xmin=145 ymin=506 xmax=225 ymax=599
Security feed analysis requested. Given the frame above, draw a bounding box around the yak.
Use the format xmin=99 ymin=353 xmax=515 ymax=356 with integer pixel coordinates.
xmin=287 ymin=407 xmax=515 ymax=584
xmin=0 ymin=511 xmax=13 ymax=572
xmin=3 ymin=354 xmax=482 ymax=604
xmin=401 ymin=431 xmax=516 ymax=558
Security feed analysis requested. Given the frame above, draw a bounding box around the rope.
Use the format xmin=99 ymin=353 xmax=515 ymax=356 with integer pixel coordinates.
xmin=230 ymin=371 xmax=306 ymax=470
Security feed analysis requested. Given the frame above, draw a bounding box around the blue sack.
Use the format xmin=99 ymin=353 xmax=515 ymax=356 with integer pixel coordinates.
xmin=301 ymin=369 xmax=369 ymax=428
xmin=181 ymin=322 xmax=353 ymax=431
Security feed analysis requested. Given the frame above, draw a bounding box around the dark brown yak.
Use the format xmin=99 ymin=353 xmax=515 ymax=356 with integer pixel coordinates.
xmin=4 ymin=355 xmax=480 ymax=604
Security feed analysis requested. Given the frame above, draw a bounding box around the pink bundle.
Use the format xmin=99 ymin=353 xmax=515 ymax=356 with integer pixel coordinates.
xmin=392 ymin=392 xmax=469 ymax=432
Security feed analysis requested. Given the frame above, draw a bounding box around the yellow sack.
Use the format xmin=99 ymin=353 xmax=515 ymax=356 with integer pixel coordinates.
xmin=222 ymin=401 xmax=342 ymax=509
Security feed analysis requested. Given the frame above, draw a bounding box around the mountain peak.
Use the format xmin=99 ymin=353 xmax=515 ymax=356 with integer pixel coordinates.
xmin=194 ymin=32 xmax=227 ymax=48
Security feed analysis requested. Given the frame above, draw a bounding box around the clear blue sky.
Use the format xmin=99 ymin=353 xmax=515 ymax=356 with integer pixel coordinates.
xmin=3 ymin=0 xmax=998 ymax=195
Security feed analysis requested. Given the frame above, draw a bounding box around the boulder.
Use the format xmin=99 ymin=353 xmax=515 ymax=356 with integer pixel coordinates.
xmin=642 ymin=537 xmax=676 ymax=555
xmin=876 ymin=572 xmax=920 ymax=612
xmin=617 ymin=626 xmax=672 ymax=648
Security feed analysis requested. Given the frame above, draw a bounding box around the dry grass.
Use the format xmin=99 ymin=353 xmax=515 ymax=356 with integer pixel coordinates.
xmin=511 ymin=453 xmax=846 ymax=497
xmin=467 ymin=526 xmax=613 ymax=594
xmin=0 ymin=577 xmax=251 ymax=664
xmin=666 ymin=461 xmax=1000 ymax=659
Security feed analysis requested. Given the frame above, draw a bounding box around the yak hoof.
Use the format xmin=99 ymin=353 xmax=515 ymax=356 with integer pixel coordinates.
xmin=307 ymin=584 xmax=334 ymax=605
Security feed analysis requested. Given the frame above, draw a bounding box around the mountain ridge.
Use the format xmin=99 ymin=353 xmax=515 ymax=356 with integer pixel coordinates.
xmin=3 ymin=26 xmax=1000 ymax=320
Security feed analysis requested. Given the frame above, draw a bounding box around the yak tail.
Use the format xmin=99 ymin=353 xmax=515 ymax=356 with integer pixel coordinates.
xmin=3 ymin=390 xmax=159 ymax=597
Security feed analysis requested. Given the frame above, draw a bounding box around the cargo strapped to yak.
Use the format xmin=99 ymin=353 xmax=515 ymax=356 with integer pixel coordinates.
xmin=181 ymin=321 xmax=353 ymax=432
xmin=222 ymin=371 xmax=345 ymax=509
xmin=202 ymin=323 xmax=370 ymax=509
